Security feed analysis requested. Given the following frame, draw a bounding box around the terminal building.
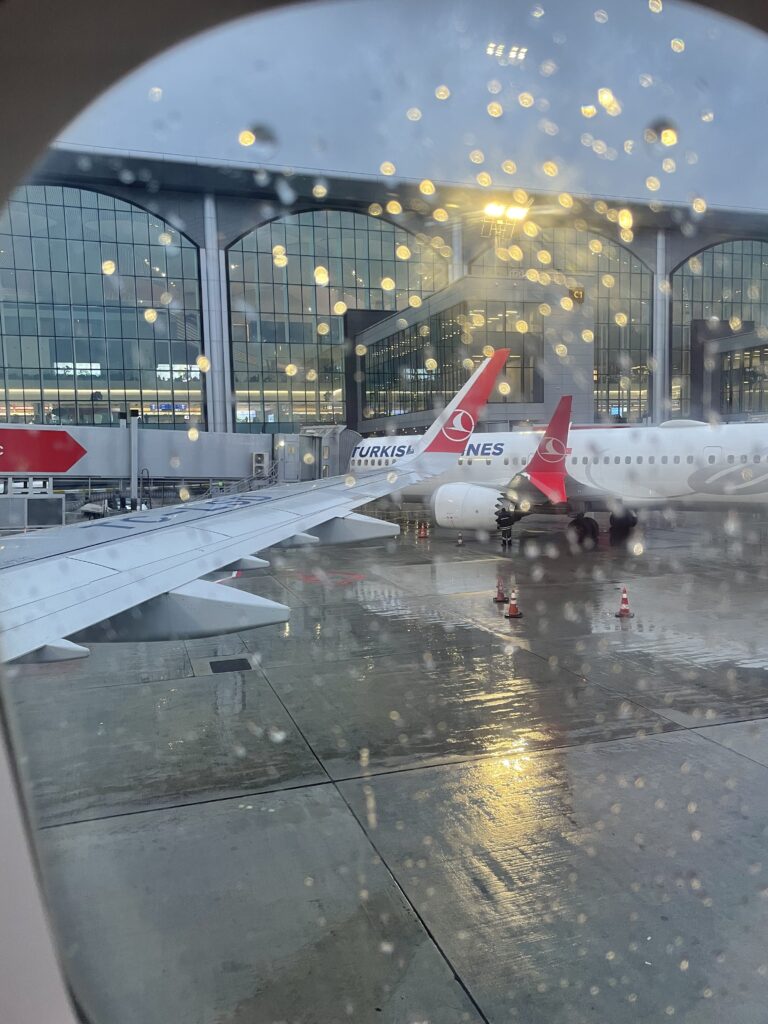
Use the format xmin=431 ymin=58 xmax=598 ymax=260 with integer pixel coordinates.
xmin=3 ymin=145 xmax=768 ymax=472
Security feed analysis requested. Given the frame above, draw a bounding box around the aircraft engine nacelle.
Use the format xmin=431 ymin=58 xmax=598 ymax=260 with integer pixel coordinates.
xmin=431 ymin=483 xmax=505 ymax=530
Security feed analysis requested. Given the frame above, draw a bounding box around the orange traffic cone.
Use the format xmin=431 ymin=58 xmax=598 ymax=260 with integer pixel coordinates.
xmin=615 ymin=586 xmax=634 ymax=618
xmin=504 ymin=587 xmax=523 ymax=619
xmin=417 ymin=521 xmax=428 ymax=539
xmin=493 ymin=575 xmax=508 ymax=603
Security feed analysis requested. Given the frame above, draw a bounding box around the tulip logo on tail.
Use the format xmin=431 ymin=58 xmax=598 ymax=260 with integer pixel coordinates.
xmin=537 ymin=436 xmax=567 ymax=463
xmin=441 ymin=409 xmax=475 ymax=445
xmin=524 ymin=395 xmax=573 ymax=505
xmin=422 ymin=348 xmax=510 ymax=454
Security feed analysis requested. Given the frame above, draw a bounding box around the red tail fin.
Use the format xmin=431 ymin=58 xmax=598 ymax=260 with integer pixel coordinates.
xmin=421 ymin=349 xmax=510 ymax=454
xmin=525 ymin=395 xmax=572 ymax=504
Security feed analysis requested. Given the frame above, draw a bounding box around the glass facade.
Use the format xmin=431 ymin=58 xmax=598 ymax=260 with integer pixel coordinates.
xmin=720 ymin=345 xmax=768 ymax=416
xmin=672 ymin=240 xmax=768 ymax=416
xmin=470 ymin=227 xmax=653 ymax=420
xmin=228 ymin=209 xmax=450 ymax=432
xmin=0 ymin=186 xmax=203 ymax=428
xmin=363 ymin=299 xmax=542 ymax=419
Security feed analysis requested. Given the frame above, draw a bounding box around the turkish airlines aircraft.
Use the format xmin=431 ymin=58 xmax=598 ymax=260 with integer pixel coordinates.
xmin=0 ymin=349 xmax=510 ymax=664
xmin=350 ymin=395 xmax=768 ymax=544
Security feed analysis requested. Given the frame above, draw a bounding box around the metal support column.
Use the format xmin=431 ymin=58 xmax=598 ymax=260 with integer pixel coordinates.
xmin=201 ymin=195 xmax=232 ymax=433
xmin=129 ymin=410 xmax=139 ymax=507
xmin=451 ymin=218 xmax=466 ymax=282
xmin=652 ymin=228 xmax=671 ymax=423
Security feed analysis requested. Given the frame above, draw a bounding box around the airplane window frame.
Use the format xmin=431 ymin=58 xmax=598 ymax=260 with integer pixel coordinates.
xmin=3 ymin=1 xmax=768 ymax=1023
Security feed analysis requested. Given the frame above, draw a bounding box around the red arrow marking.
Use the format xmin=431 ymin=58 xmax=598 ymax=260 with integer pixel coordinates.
xmin=0 ymin=429 xmax=87 ymax=473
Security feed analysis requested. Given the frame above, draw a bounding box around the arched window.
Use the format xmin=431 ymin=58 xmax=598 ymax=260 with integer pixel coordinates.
xmin=228 ymin=209 xmax=450 ymax=432
xmin=672 ymin=239 xmax=768 ymax=417
xmin=0 ymin=185 xmax=202 ymax=428
xmin=469 ymin=227 xmax=653 ymax=421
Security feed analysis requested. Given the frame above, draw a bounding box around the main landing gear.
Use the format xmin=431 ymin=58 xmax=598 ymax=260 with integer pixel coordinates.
xmin=567 ymin=512 xmax=600 ymax=550
xmin=609 ymin=510 xmax=638 ymax=546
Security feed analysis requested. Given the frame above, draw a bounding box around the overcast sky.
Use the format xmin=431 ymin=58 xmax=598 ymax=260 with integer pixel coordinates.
xmin=58 ymin=0 xmax=768 ymax=210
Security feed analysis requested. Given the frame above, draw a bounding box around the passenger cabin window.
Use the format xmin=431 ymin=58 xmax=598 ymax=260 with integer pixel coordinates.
xmin=686 ymin=456 xmax=694 ymax=464
xmin=673 ymin=456 xmax=680 ymax=464
xmin=582 ymin=457 xmax=589 ymax=465
xmin=637 ymin=456 xmax=643 ymax=464
xmin=708 ymin=455 xmax=716 ymax=464
xmin=661 ymin=456 xmax=668 ymax=464
xmin=741 ymin=454 xmax=748 ymax=463
xmin=624 ymin=456 xmax=631 ymax=464
xmin=614 ymin=456 xmax=621 ymax=464
xmin=728 ymin=455 xmax=734 ymax=463
xmin=649 ymin=456 xmax=655 ymax=464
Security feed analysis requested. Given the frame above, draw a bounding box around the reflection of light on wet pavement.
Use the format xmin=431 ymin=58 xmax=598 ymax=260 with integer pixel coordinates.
xmin=11 ymin=519 xmax=768 ymax=1022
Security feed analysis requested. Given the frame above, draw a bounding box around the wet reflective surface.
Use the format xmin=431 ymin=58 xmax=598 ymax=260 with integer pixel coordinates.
xmin=7 ymin=515 xmax=768 ymax=1022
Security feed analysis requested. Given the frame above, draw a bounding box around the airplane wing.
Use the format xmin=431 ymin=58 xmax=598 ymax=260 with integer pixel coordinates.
xmin=0 ymin=349 xmax=510 ymax=663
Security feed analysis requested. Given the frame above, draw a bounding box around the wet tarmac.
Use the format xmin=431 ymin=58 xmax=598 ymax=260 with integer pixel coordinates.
xmin=6 ymin=514 xmax=768 ymax=1023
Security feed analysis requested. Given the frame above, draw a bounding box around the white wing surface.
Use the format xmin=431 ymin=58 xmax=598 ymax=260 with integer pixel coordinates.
xmin=0 ymin=349 xmax=510 ymax=662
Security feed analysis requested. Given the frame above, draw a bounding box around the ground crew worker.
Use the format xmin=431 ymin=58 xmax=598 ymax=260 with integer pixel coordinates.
xmin=497 ymin=507 xmax=515 ymax=549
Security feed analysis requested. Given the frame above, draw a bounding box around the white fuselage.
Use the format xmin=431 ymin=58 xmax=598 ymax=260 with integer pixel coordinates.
xmin=350 ymin=422 xmax=768 ymax=509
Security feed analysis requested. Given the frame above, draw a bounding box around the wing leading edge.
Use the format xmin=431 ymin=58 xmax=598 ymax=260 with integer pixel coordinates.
xmin=0 ymin=350 xmax=510 ymax=662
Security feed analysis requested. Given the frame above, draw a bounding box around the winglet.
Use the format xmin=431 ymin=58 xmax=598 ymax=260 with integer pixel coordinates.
xmin=525 ymin=395 xmax=572 ymax=504
xmin=412 ymin=349 xmax=511 ymax=456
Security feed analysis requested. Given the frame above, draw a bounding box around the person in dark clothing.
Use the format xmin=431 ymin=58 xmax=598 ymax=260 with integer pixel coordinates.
xmin=497 ymin=508 xmax=515 ymax=549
